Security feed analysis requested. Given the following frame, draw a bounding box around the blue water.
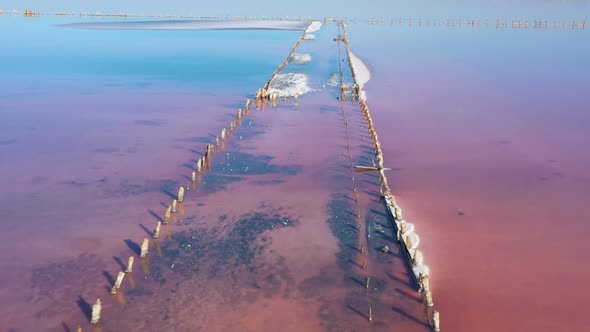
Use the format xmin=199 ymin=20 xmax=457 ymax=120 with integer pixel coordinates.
xmin=0 ymin=16 xmax=301 ymax=92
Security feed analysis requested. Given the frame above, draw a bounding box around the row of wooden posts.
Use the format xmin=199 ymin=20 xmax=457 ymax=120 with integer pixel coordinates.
xmin=359 ymin=17 xmax=588 ymax=30
xmin=83 ymin=97 xmax=255 ymax=329
xmin=77 ymin=21 xmax=314 ymax=331
xmin=341 ymin=20 xmax=440 ymax=331
xmin=336 ymin=28 xmax=375 ymax=325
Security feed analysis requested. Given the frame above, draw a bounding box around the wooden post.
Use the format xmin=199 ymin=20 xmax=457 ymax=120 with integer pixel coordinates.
xmin=111 ymin=271 xmax=125 ymax=294
xmin=125 ymin=256 xmax=134 ymax=273
xmin=140 ymin=238 xmax=149 ymax=258
xmin=425 ymin=290 xmax=434 ymax=307
xmin=177 ymin=187 xmax=185 ymax=202
xmin=191 ymin=171 xmax=196 ymax=182
xmin=90 ymin=298 xmax=101 ymax=324
xmin=163 ymin=206 xmax=171 ymax=224
xmin=153 ymin=221 xmax=161 ymax=239
xmin=368 ymin=306 xmax=373 ymax=322
xmin=405 ymin=234 xmax=413 ymax=249
xmin=412 ymin=249 xmax=423 ymax=266
xmin=365 ymin=277 xmax=370 ymax=289
xmin=394 ymin=206 xmax=403 ymax=221
xmin=400 ymin=220 xmax=408 ymax=233
xmin=420 ymin=273 xmax=430 ymax=293
xmin=433 ymin=311 xmax=440 ymax=331
xmin=172 ymin=199 xmax=177 ymax=213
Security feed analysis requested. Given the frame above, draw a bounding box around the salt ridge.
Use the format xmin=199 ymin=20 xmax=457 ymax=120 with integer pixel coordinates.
xmin=349 ymin=51 xmax=371 ymax=101
xmin=305 ymin=21 xmax=322 ymax=33
xmin=267 ymin=73 xmax=312 ymax=97
xmin=289 ymin=53 xmax=312 ymax=65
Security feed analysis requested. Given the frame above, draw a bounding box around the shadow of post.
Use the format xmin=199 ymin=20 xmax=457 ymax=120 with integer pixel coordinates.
xmin=76 ymin=295 xmax=92 ymax=322
xmin=124 ymin=239 xmax=141 ymax=255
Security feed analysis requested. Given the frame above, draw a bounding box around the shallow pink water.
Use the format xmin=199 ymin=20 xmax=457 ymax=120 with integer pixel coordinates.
xmin=0 ymin=22 xmax=432 ymax=331
xmin=348 ymin=23 xmax=590 ymax=331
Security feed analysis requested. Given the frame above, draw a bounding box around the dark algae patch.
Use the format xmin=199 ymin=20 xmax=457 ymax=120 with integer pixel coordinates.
xmin=194 ymin=151 xmax=301 ymax=194
xmin=215 ymin=151 xmax=302 ymax=176
xmin=156 ymin=211 xmax=297 ymax=279
xmin=326 ymin=194 xmax=360 ymax=271
xmin=199 ymin=173 xmax=245 ymax=194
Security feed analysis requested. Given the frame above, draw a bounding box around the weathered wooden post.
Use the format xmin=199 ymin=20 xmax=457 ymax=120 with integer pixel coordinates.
xmin=110 ymin=271 xmax=125 ymax=294
xmin=433 ymin=311 xmax=440 ymax=331
xmin=153 ymin=221 xmax=161 ymax=239
xmin=177 ymin=186 xmax=185 ymax=202
xmin=405 ymin=234 xmax=413 ymax=249
xmin=90 ymin=298 xmax=101 ymax=324
xmin=125 ymin=256 xmax=134 ymax=273
xmin=412 ymin=249 xmax=423 ymax=266
xmin=163 ymin=206 xmax=171 ymax=224
xmin=425 ymin=290 xmax=434 ymax=307
xmin=400 ymin=220 xmax=408 ymax=234
xmin=140 ymin=238 xmax=149 ymax=258
xmin=394 ymin=206 xmax=403 ymax=221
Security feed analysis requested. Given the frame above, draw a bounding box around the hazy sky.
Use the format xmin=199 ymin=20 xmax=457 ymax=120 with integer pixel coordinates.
xmin=1 ymin=1 xmax=588 ymax=18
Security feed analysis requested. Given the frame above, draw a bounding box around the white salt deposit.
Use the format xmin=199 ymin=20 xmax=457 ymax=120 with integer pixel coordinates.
xmin=305 ymin=21 xmax=322 ymax=33
xmin=413 ymin=264 xmax=430 ymax=277
xmin=267 ymin=73 xmax=312 ymax=97
xmin=402 ymin=228 xmax=420 ymax=249
xmin=326 ymin=73 xmax=340 ymax=86
xmin=289 ymin=53 xmax=312 ymax=65
xmin=349 ymin=51 xmax=371 ymax=101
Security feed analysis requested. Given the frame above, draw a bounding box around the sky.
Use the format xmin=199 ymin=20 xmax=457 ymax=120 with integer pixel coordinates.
xmin=1 ymin=1 xmax=588 ymax=19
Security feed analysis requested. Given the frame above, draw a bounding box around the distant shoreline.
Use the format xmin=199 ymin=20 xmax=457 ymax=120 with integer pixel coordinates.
xmin=61 ymin=19 xmax=310 ymax=31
